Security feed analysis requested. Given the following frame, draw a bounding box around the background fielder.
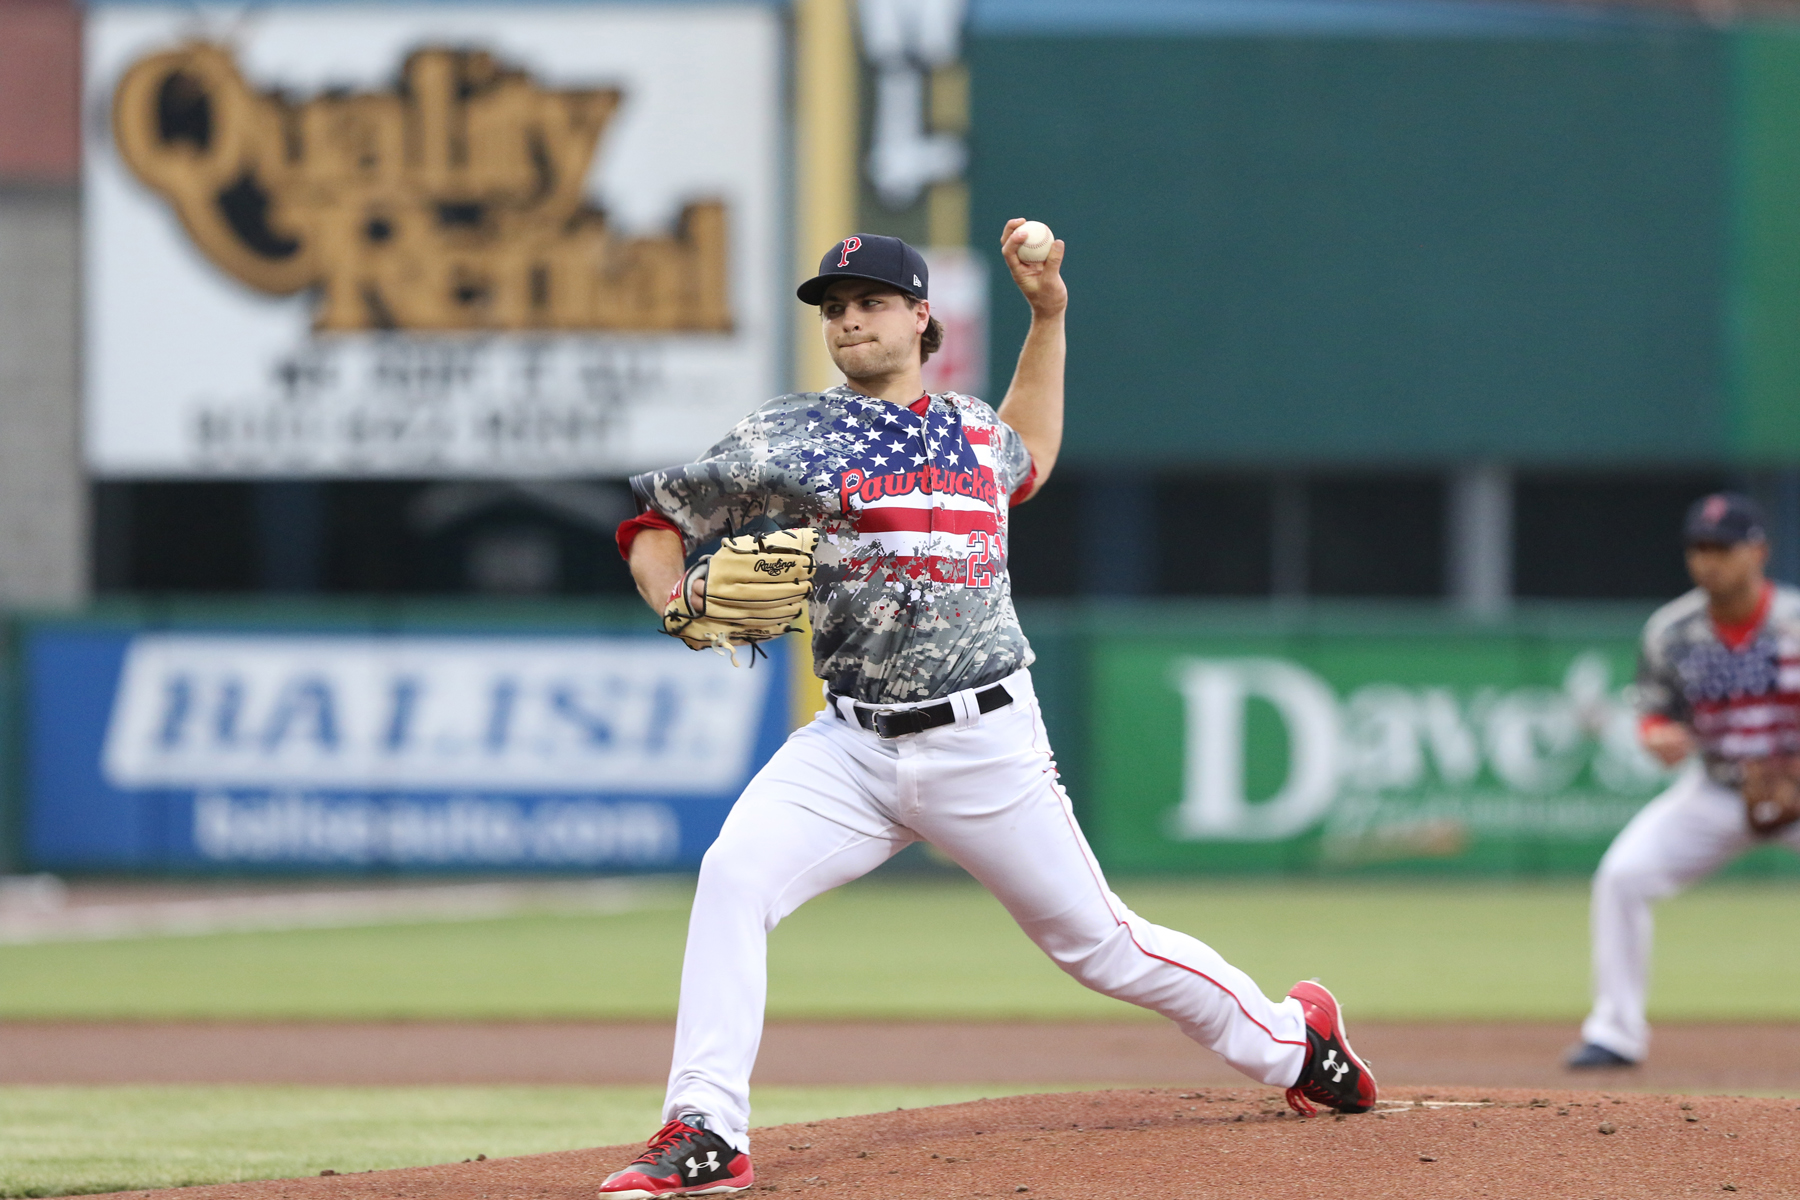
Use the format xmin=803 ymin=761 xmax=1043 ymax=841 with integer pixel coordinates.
xmin=600 ymin=224 xmax=1377 ymax=1198
xmin=1568 ymin=493 xmax=1800 ymax=1069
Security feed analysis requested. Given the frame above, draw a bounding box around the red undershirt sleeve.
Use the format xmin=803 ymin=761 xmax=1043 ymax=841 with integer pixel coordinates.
xmin=616 ymin=510 xmax=681 ymax=562
xmin=1009 ymin=460 xmax=1039 ymax=507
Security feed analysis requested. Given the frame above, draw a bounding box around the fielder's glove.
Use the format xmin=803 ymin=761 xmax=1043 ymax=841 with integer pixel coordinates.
xmin=661 ymin=527 xmax=819 ymax=661
xmin=1741 ymin=755 xmax=1800 ymax=837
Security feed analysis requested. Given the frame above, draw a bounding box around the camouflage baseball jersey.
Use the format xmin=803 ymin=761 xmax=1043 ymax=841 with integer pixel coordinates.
xmin=630 ymin=386 xmax=1036 ymax=704
xmin=1637 ymin=583 xmax=1800 ymax=787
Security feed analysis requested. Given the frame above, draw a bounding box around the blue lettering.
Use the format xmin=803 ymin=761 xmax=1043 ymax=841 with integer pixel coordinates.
xmin=643 ymin=679 xmax=681 ymax=754
xmin=384 ymin=677 xmax=422 ymax=752
xmin=213 ymin=679 xmax=247 ymax=746
xmin=550 ymin=684 xmax=613 ymax=746
xmin=260 ymin=677 xmax=340 ymax=752
xmin=156 ymin=675 xmax=195 ymax=749
xmin=485 ymin=678 xmax=518 ymax=751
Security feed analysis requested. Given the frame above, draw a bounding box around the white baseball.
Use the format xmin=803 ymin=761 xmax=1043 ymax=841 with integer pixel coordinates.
xmin=1015 ymin=221 xmax=1055 ymax=263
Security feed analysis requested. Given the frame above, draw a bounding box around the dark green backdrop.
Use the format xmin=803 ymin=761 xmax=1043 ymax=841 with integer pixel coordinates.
xmin=969 ymin=28 xmax=1772 ymax=466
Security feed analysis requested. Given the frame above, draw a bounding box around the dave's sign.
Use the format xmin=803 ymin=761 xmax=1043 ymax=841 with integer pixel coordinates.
xmin=24 ymin=628 xmax=789 ymax=871
xmin=1089 ymin=628 xmax=1681 ymax=875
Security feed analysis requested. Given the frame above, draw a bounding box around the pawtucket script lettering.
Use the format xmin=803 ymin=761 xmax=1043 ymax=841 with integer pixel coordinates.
xmin=838 ymin=465 xmax=999 ymax=512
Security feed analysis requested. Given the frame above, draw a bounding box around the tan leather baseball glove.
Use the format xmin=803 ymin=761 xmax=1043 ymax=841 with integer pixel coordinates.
xmin=1741 ymin=755 xmax=1800 ymax=837
xmin=661 ymin=527 xmax=819 ymax=661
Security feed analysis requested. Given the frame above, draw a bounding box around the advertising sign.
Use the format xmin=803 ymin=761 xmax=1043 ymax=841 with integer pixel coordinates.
xmin=1089 ymin=629 xmax=1685 ymax=874
xmin=25 ymin=628 xmax=789 ymax=871
xmin=84 ymin=2 xmax=780 ymax=477
xmin=919 ymin=248 xmax=987 ymax=400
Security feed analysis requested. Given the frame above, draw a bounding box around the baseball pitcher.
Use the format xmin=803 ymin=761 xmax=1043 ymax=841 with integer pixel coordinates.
xmin=1568 ymin=492 xmax=1800 ymax=1069
xmin=600 ymin=224 xmax=1378 ymax=1197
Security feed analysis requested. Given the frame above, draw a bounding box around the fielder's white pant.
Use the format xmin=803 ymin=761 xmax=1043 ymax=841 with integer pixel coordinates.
xmin=662 ymin=668 xmax=1309 ymax=1152
xmin=1582 ymin=763 xmax=1800 ymax=1061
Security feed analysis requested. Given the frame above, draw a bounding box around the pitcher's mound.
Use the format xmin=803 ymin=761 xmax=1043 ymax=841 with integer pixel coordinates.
xmin=78 ymin=1086 xmax=1800 ymax=1200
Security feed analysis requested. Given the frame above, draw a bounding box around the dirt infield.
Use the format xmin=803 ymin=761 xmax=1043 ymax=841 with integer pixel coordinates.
xmin=67 ymin=1086 xmax=1800 ymax=1200
xmin=3 ymin=1020 xmax=1797 ymax=1094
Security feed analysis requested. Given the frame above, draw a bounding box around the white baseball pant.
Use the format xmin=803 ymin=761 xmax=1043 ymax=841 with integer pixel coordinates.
xmin=1582 ymin=762 xmax=1800 ymax=1061
xmin=661 ymin=667 xmax=1310 ymax=1152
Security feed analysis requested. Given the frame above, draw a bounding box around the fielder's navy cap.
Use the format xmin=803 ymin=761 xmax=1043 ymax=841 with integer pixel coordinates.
xmin=797 ymin=234 xmax=928 ymax=305
xmin=1684 ymin=492 xmax=1767 ymax=546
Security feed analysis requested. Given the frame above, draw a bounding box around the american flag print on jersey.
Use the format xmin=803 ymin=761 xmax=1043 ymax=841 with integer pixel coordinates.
xmin=1638 ymin=583 xmax=1800 ymax=788
xmin=628 ymin=386 xmax=1035 ymax=705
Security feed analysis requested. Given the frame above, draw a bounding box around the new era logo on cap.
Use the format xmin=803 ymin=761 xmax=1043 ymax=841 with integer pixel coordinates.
xmin=797 ymin=233 xmax=929 ymax=305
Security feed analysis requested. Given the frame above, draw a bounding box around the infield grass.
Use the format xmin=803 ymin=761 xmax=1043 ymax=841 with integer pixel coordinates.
xmin=0 ymin=878 xmax=1797 ymax=1021
xmin=0 ymin=1083 xmax=1068 ymax=1198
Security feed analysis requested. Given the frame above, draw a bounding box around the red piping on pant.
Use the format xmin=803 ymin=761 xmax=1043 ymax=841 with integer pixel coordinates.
xmin=1032 ymin=704 xmax=1304 ymax=1052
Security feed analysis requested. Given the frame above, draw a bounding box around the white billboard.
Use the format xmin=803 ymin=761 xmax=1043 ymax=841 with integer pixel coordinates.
xmin=29 ymin=624 xmax=790 ymax=870
xmin=102 ymin=634 xmax=772 ymax=793
xmin=84 ymin=2 xmax=782 ymax=477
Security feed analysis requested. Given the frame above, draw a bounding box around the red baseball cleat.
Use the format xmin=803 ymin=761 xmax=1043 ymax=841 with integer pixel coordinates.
xmin=1284 ymin=980 xmax=1379 ymax=1116
xmin=598 ymin=1118 xmax=754 ymax=1197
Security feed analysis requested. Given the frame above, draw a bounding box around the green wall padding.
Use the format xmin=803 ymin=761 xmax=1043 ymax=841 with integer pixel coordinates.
xmin=971 ymin=32 xmax=1731 ymax=465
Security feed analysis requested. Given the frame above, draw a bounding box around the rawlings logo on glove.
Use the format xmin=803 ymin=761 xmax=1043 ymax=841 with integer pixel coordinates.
xmin=662 ymin=527 xmax=820 ymax=663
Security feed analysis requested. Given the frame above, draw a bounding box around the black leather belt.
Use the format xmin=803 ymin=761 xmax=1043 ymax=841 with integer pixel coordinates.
xmin=836 ymin=684 xmax=1013 ymax=738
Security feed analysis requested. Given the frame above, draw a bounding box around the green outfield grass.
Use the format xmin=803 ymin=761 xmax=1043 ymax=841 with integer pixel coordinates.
xmin=0 ymin=878 xmax=1797 ymax=1022
xmin=0 ymin=1083 xmax=1069 ymax=1198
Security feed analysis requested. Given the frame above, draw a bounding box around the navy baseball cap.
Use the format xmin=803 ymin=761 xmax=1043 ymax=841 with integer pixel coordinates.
xmin=1684 ymin=492 xmax=1767 ymax=546
xmin=797 ymin=234 xmax=928 ymax=305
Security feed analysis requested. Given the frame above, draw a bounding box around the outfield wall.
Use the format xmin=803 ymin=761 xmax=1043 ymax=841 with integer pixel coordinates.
xmin=0 ymin=599 xmax=792 ymax=875
xmin=966 ymin=11 xmax=1800 ymax=470
xmin=983 ymin=600 xmax=1797 ymax=879
xmin=5 ymin=598 xmax=1798 ymax=879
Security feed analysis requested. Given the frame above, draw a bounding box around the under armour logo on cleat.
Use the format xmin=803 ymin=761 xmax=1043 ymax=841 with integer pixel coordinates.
xmin=685 ymin=1151 xmax=720 ymax=1178
xmin=1323 ymin=1050 xmax=1350 ymax=1083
